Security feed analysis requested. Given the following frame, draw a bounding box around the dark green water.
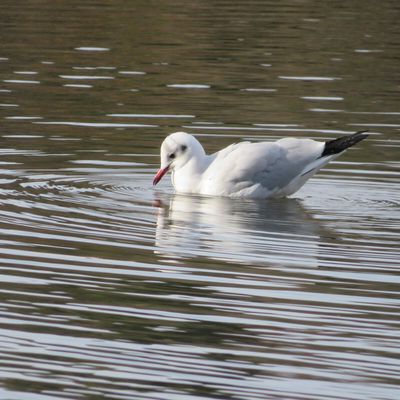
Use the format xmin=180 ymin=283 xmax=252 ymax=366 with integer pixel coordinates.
xmin=0 ymin=1 xmax=399 ymax=399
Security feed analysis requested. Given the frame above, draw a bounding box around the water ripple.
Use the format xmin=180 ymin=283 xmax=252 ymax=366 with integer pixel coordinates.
xmin=1 ymin=0 xmax=399 ymax=398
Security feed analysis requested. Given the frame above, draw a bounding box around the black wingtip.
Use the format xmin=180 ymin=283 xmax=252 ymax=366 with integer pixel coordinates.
xmin=321 ymin=130 xmax=369 ymax=158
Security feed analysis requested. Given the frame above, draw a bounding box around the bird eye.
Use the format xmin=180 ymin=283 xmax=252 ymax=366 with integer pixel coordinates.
xmin=169 ymin=153 xmax=175 ymax=159
xmin=180 ymin=145 xmax=187 ymax=152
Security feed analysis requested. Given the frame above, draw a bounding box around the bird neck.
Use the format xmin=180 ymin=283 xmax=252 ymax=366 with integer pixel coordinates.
xmin=172 ymin=153 xmax=211 ymax=194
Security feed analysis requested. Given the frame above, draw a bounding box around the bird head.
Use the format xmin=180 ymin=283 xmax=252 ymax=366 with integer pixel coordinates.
xmin=153 ymin=132 xmax=204 ymax=185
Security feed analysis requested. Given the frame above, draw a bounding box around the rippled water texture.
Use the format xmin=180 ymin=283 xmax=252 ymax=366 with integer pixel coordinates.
xmin=1 ymin=1 xmax=400 ymax=399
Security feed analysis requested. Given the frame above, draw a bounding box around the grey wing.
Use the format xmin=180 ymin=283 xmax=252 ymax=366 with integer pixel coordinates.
xmin=209 ymin=139 xmax=326 ymax=194
xmin=253 ymin=138 xmax=327 ymax=194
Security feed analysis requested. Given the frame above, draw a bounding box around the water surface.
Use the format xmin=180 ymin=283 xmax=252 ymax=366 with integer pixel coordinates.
xmin=0 ymin=1 xmax=399 ymax=399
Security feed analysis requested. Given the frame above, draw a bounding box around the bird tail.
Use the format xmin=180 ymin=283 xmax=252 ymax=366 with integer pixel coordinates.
xmin=321 ymin=130 xmax=369 ymax=158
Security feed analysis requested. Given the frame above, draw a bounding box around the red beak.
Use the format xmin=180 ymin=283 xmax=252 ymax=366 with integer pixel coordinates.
xmin=153 ymin=165 xmax=170 ymax=185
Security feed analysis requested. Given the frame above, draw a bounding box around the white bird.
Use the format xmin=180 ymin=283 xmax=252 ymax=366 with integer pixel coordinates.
xmin=153 ymin=130 xmax=368 ymax=198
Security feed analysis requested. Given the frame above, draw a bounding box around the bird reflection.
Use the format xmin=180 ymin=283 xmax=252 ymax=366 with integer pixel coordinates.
xmin=154 ymin=193 xmax=325 ymax=266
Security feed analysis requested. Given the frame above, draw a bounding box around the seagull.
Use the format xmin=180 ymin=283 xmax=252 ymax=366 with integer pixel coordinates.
xmin=153 ymin=130 xmax=368 ymax=198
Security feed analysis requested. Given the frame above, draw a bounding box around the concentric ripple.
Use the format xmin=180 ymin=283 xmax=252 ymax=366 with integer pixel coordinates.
xmin=1 ymin=0 xmax=400 ymax=398
xmin=0 ymin=157 xmax=399 ymax=400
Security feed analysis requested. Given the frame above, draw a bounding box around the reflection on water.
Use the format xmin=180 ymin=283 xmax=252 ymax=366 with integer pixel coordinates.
xmin=155 ymin=194 xmax=322 ymax=267
xmin=0 ymin=0 xmax=400 ymax=399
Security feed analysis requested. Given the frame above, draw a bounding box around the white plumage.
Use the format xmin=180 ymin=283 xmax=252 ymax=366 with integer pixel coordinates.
xmin=153 ymin=131 xmax=367 ymax=199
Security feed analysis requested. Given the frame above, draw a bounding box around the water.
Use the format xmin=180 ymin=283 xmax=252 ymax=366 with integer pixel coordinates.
xmin=1 ymin=1 xmax=400 ymax=399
